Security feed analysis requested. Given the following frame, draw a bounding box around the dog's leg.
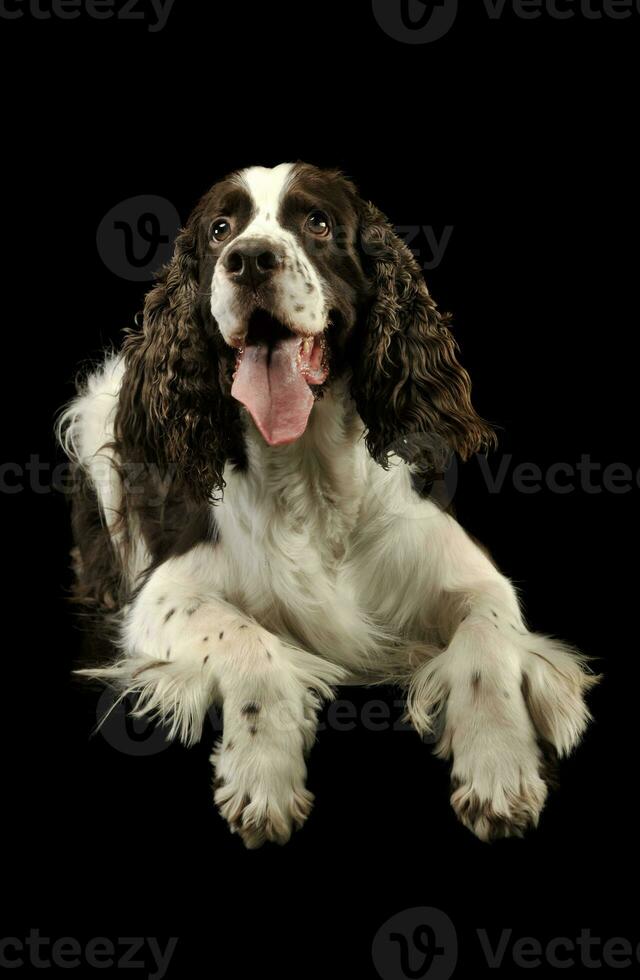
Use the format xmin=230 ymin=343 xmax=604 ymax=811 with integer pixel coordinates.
xmin=79 ymin=549 xmax=344 ymax=847
xmin=409 ymin=587 xmax=597 ymax=840
xmin=369 ymin=503 xmax=598 ymax=841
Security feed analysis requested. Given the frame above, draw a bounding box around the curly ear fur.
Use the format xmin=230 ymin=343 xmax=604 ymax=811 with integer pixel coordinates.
xmin=350 ymin=201 xmax=496 ymax=471
xmin=115 ymin=211 xmax=240 ymax=502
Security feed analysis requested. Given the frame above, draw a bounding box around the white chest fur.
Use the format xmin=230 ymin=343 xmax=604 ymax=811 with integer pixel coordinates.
xmin=215 ymin=381 xmax=407 ymax=670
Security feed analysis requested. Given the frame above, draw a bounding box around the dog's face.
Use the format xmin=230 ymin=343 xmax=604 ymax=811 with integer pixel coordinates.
xmin=195 ymin=163 xmax=368 ymax=445
xmin=118 ymin=161 xmax=494 ymax=499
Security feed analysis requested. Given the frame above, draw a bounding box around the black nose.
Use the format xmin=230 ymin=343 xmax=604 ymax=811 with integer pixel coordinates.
xmin=224 ymin=239 xmax=283 ymax=287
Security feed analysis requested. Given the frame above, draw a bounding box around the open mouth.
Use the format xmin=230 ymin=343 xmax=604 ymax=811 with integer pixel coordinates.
xmin=230 ymin=309 xmax=330 ymax=447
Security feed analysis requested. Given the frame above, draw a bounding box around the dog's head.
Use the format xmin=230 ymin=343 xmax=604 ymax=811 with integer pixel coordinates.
xmin=201 ymin=163 xmax=367 ymax=447
xmin=117 ymin=163 xmax=494 ymax=498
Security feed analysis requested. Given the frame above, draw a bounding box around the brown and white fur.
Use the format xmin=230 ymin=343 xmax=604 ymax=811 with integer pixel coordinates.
xmin=58 ymin=162 xmax=597 ymax=848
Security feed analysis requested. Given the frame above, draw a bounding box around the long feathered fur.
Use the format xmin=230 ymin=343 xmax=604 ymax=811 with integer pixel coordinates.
xmin=350 ymin=200 xmax=496 ymax=472
xmin=58 ymin=162 xmax=597 ymax=848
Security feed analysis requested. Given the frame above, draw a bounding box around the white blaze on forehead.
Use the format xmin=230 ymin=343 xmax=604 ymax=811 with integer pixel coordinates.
xmin=236 ymin=163 xmax=295 ymax=221
xmin=211 ymin=161 xmax=329 ymax=345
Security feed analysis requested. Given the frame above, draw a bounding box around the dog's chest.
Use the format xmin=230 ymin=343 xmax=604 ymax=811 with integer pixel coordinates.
xmin=233 ymin=453 xmax=361 ymax=569
xmin=220 ymin=436 xmax=368 ymax=643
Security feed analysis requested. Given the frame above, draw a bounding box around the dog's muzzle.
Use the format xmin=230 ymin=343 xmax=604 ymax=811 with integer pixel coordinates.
xmin=224 ymin=238 xmax=284 ymax=290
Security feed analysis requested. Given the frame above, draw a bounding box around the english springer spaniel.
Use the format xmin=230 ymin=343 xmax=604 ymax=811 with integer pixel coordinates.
xmin=59 ymin=163 xmax=596 ymax=847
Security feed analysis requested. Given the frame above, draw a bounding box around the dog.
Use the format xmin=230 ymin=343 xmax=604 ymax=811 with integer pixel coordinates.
xmin=58 ymin=162 xmax=597 ymax=847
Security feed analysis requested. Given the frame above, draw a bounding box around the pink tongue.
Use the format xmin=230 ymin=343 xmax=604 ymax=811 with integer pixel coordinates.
xmin=231 ymin=336 xmax=314 ymax=446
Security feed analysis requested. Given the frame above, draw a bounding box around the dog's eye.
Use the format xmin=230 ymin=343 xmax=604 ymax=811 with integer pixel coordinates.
xmin=210 ymin=218 xmax=232 ymax=243
xmin=305 ymin=210 xmax=331 ymax=237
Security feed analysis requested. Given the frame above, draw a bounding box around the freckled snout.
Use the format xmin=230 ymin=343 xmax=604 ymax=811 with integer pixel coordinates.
xmin=224 ymin=238 xmax=284 ymax=289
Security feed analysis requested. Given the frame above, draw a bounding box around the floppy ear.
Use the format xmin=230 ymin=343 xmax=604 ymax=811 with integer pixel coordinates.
xmin=349 ymin=200 xmax=496 ymax=472
xmin=115 ymin=211 xmax=239 ymax=502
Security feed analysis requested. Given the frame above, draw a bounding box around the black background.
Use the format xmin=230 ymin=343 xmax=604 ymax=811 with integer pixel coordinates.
xmin=2 ymin=1 xmax=637 ymax=977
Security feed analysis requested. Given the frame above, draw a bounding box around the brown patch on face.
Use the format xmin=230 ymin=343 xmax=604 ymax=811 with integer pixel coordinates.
xmin=278 ymin=163 xmax=368 ymax=364
xmin=198 ymin=180 xmax=256 ymax=256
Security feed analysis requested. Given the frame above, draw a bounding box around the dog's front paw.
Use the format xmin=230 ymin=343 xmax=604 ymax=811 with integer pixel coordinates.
xmin=450 ymin=761 xmax=548 ymax=841
xmin=445 ymin=688 xmax=551 ymax=842
xmin=211 ymin=746 xmax=313 ymax=848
